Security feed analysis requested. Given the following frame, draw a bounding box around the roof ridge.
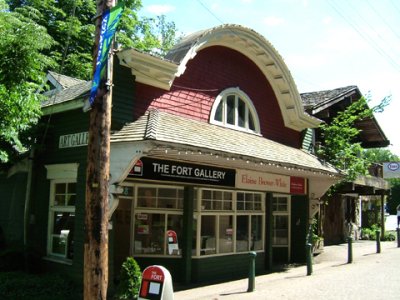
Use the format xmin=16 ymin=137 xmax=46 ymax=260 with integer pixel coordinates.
xmin=145 ymin=109 xmax=160 ymax=140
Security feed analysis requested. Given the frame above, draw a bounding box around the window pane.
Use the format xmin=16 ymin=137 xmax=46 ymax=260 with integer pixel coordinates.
xmin=137 ymin=187 xmax=157 ymax=208
xmin=251 ymin=215 xmax=263 ymax=250
xmin=201 ymin=216 xmax=216 ymax=255
xmin=249 ymin=112 xmax=255 ymax=130
xmin=273 ymin=215 xmax=288 ymax=245
xmin=273 ymin=197 xmax=288 ymax=212
xmin=52 ymin=212 xmax=75 ymax=259
xmin=158 ymin=188 xmax=177 ymax=209
xmin=219 ymin=216 xmax=233 ymax=253
xmin=226 ymin=95 xmax=235 ymax=125
xmin=236 ymin=216 xmax=249 ymax=252
xmin=215 ymin=101 xmax=223 ymax=122
xmin=67 ymin=183 xmax=76 ymax=194
xmin=134 ymin=213 xmax=165 ymax=254
xmin=166 ymin=215 xmax=183 ymax=255
xmin=55 ymin=183 xmax=66 ymax=194
xmin=254 ymin=194 xmax=262 ymax=211
xmin=238 ymin=98 xmax=246 ymax=127
xmin=237 ymin=192 xmax=245 ymax=210
xmin=54 ymin=195 xmax=65 ymax=206
xmin=67 ymin=195 xmax=76 ymax=206
xmin=245 ymin=193 xmax=254 ymax=210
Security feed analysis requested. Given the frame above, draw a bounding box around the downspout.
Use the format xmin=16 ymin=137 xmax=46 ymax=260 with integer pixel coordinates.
xmin=23 ymin=149 xmax=34 ymax=247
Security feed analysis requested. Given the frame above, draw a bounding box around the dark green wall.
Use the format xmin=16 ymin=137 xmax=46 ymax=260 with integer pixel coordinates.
xmin=290 ymin=195 xmax=309 ymax=263
xmin=112 ymin=60 xmax=135 ymax=130
xmin=0 ymin=172 xmax=27 ymax=246
xmin=191 ymin=253 xmax=265 ymax=283
xmin=30 ymin=109 xmax=90 ymax=281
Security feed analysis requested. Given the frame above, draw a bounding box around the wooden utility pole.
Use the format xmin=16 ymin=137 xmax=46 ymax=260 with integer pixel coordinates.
xmin=84 ymin=1 xmax=115 ymax=299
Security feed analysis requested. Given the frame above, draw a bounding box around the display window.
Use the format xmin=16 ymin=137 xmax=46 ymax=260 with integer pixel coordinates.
xmin=196 ymin=188 xmax=265 ymax=257
xmin=132 ymin=185 xmax=184 ymax=256
xmin=129 ymin=184 xmax=265 ymax=257
xmin=272 ymin=194 xmax=290 ymax=246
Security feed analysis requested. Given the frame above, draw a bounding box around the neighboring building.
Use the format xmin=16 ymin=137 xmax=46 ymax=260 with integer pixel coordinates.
xmin=301 ymin=86 xmax=390 ymax=244
xmin=0 ymin=25 xmax=341 ymax=286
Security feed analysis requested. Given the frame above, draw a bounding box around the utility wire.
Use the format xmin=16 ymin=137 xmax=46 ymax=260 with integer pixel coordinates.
xmin=327 ymin=0 xmax=400 ymax=73
xmin=366 ymin=0 xmax=400 ymax=42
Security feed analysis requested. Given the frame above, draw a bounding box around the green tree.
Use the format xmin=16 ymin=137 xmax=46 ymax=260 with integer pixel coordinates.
xmin=317 ymin=96 xmax=374 ymax=181
xmin=0 ymin=0 xmax=55 ymax=163
xmin=364 ymin=148 xmax=400 ymax=214
xmin=7 ymin=0 xmax=180 ymax=80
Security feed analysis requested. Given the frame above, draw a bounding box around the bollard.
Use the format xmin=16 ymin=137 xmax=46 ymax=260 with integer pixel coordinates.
xmin=397 ymin=228 xmax=400 ymax=248
xmin=376 ymin=230 xmax=381 ymax=253
xmin=306 ymin=242 xmax=313 ymax=276
xmin=347 ymin=236 xmax=353 ymax=264
xmin=247 ymin=251 xmax=257 ymax=292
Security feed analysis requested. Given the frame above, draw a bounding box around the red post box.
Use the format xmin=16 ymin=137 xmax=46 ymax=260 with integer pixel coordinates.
xmin=167 ymin=230 xmax=179 ymax=255
xmin=139 ymin=265 xmax=174 ymax=300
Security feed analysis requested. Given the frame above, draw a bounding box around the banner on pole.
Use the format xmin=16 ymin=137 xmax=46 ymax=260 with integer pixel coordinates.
xmin=85 ymin=3 xmax=124 ymax=110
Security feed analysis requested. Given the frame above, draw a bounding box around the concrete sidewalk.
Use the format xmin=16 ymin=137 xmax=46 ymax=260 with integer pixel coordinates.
xmin=174 ymin=240 xmax=400 ymax=299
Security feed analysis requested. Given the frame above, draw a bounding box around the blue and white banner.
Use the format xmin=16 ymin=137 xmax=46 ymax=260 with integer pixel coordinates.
xmin=86 ymin=3 xmax=124 ymax=109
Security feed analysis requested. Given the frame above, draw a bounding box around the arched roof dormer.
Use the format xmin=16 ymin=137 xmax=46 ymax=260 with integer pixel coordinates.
xmin=117 ymin=24 xmax=320 ymax=131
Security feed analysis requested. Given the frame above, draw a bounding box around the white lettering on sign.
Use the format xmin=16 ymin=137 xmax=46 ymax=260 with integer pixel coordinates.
xmin=151 ymin=162 xmax=226 ymax=180
xmin=236 ymin=170 xmax=290 ymax=193
xmin=59 ymin=132 xmax=89 ymax=149
xmin=150 ymin=271 xmax=163 ymax=281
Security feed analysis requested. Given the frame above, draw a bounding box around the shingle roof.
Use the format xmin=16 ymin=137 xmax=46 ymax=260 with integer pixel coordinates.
xmin=48 ymin=71 xmax=86 ymax=89
xmin=41 ymin=81 xmax=91 ymax=107
xmin=111 ymin=109 xmax=339 ymax=174
xmin=300 ymin=85 xmax=358 ymax=110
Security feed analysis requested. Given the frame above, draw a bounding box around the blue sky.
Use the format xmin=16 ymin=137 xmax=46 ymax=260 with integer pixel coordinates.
xmin=139 ymin=0 xmax=400 ymax=156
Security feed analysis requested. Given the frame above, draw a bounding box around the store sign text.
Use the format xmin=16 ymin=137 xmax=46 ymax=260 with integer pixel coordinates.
xmin=236 ymin=170 xmax=306 ymax=194
xmin=59 ymin=132 xmax=89 ymax=149
xmin=129 ymin=157 xmax=236 ymax=187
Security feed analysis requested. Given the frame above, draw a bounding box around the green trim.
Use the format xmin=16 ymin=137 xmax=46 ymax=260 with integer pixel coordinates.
xmin=42 ymin=99 xmax=84 ymax=115
xmin=182 ymin=186 xmax=194 ymax=284
xmin=265 ymin=192 xmax=273 ymax=270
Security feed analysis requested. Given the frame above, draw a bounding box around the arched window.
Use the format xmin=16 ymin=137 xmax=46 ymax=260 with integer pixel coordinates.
xmin=210 ymin=88 xmax=260 ymax=133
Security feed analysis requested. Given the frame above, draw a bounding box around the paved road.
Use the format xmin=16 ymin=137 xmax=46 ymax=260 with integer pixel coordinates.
xmin=174 ymin=240 xmax=400 ymax=300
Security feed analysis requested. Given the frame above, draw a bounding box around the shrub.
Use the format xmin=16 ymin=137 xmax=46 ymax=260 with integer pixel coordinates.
xmin=115 ymin=257 xmax=142 ymax=300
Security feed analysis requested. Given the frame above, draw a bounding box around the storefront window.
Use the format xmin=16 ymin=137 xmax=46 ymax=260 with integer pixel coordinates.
xmin=219 ymin=215 xmax=233 ymax=253
xmin=236 ymin=215 xmax=249 ymax=252
xmin=198 ymin=189 xmax=264 ymax=256
xmin=273 ymin=215 xmax=288 ymax=245
xmin=251 ymin=215 xmax=263 ymax=250
xmin=200 ymin=215 xmax=216 ymax=255
xmin=201 ymin=190 xmax=232 ymax=210
xmin=133 ymin=185 xmax=184 ymax=256
xmin=272 ymin=195 xmax=290 ymax=246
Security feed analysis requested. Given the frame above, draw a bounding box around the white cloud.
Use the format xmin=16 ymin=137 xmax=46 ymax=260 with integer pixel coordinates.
xmin=146 ymin=4 xmax=175 ymax=15
xmin=262 ymin=16 xmax=285 ymax=27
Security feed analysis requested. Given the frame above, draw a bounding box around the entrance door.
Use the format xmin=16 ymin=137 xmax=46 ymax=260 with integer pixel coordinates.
xmin=271 ymin=194 xmax=290 ymax=262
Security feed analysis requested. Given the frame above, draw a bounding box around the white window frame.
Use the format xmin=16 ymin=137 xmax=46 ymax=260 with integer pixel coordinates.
xmin=131 ymin=184 xmax=184 ymax=257
xmin=210 ymin=87 xmax=261 ymax=133
xmin=195 ymin=188 xmax=265 ymax=257
xmin=45 ymin=163 xmax=78 ymax=262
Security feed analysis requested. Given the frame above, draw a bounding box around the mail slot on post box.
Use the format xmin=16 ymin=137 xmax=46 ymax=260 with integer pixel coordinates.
xmin=138 ymin=265 xmax=174 ymax=300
